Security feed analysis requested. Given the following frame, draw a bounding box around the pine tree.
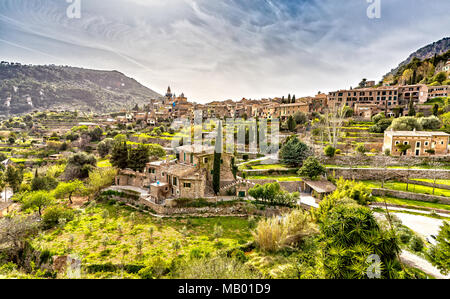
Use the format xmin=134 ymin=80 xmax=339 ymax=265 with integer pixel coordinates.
xmin=213 ymin=121 xmax=223 ymax=195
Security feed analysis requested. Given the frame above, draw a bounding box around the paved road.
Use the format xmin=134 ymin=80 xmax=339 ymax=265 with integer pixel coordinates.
xmin=391 ymin=212 xmax=447 ymax=241
xmin=400 ymin=250 xmax=450 ymax=279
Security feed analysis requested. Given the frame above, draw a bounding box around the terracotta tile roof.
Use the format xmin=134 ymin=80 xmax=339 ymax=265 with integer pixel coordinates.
xmin=303 ymin=180 xmax=337 ymax=193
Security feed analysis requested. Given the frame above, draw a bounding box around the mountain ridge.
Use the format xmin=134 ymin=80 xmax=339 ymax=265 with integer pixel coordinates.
xmin=385 ymin=37 xmax=450 ymax=78
xmin=0 ymin=62 xmax=161 ymax=116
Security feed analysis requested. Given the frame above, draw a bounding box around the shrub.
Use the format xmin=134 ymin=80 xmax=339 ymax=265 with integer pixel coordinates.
xmin=317 ymin=199 xmax=402 ymax=279
xmin=42 ymin=206 xmax=75 ymax=228
xmin=174 ymin=256 xmax=261 ymax=279
xmin=230 ymin=249 xmax=248 ymax=263
xmin=324 ymin=145 xmax=336 ymax=158
xmin=253 ymin=209 xmax=317 ymax=252
xmin=410 ymin=236 xmax=424 ymax=252
xmin=398 ymin=229 xmax=412 ymax=244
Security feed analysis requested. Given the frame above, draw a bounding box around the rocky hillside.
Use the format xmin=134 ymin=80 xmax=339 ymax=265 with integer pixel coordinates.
xmin=385 ymin=37 xmax=450 ymax=78
xmin=0 ymin=62 xmax=161 ymax=116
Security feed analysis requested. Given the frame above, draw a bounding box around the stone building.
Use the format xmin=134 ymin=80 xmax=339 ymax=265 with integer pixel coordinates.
xmin=115 ymin=145 xmax=235 ymax=202
xmin=383 ymin=130 xmax=450 ymax=157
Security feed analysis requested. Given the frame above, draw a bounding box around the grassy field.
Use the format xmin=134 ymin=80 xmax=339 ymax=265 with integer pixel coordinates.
xmin=247 ymin=175 xmax=303 ymax=182
xmin=363 ymin=181 xmax=450 ymax=197
xmin=373 ymin=196 xmax=450 ymax=211
xmin=326 ymin=164 xmax=450 ymax=170
xmin=412 ymin=179 xmax=450 ymax=186
xmin=249 ymin=164 xmax=290 ymax=170
xmin=31 ymin=203 xmax=253 ymax=268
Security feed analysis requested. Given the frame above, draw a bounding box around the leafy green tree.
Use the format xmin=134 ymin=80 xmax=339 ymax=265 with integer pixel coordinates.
xmin=428 ymin=221 xmax=450 ymax=275
xmin=113 ymin=134 xmax=127 ymax=144
xmin=21 ymin=191 xmax=55 ymax=216
xmin=147 ymin=144 xmax=166 ymax=160
xmin=396 ymin=144 xmax=411 ymax=156
xmin=418 ymin=116 xmax=442 ymax=130
xmin=128 ymin=144 xmax=150 ymax=172
xmin=97 ymin=138 xmax=114 ymax=158
xmin=372 ymin=113 xmax=385 ymax=124
xmin=325 ymin=178 xmax=372 ymax=206
xmin=298 ymin=157 xmax=326 ymax=180
xmin=6 ymin=165 xmax=23 ymax=193
xmin=434 ymin=72 xmax=447 ymax=84
xmin=65 ymin=153 xmax=97 ymax=179
xmin=389 ymin=117 xmax=422 ymax=131
xmin=293 ymin=112 xmax=308 ymax=125
xmin=111 ymin=141 xmax=129 ymax=170
xmin=53 ymin=180 xmax=85 ymax=204
xmin=248 ymin=182 xmax=298 ymax=206
xmin=31 ymin=172 xmax=58 ymax=192
xmin=441 ymin=112 xmax=450 ymax=133
xmin=324 ymin=145 xmax=336 ymax=158
xmin=369 ymin=119 xmax=392 ymax=133
xmin=279 ymin=137 xmax=311 ymax=167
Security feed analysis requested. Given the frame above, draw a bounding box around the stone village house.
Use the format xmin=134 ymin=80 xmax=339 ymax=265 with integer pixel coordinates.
xmin=115 ymin=145 xmax=236 ymax=203
xmin=383 ymin=130 xmax=450 ymax=157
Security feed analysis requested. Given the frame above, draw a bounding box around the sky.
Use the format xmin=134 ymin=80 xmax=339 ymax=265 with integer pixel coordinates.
xmin=0 ymin=0 xmax=449 ymax=103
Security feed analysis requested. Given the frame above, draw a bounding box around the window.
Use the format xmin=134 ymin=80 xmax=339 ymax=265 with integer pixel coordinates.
xmin=395 ymin=141 xmax=400 ymax=145
xmin=416 ymin=142 xmax=421 ymax=148
xmin=183 ymin=183 xmax=191 ymax=188
xmin=425 ymin=142 xmax=429 ymax=146
xmin=173 ymin=177 xmax=177 ymax=186
xmin=404 ymin=141 xmax=409 ymax=145
xmin=204 ymin=157 xmax=209 ymax=163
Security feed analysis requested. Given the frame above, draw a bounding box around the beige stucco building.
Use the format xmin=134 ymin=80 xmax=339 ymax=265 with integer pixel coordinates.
xmin=383 ymin=130 xmax=450 ymax=157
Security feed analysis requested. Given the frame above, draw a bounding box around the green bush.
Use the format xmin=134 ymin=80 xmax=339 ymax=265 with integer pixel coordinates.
xmin=42 ymin=206 xmax=75 ymax=228
xmin=410 ymin=236 xmax=424 ymax=252
xmin=324 ymin=146 xmax=336 ymax=158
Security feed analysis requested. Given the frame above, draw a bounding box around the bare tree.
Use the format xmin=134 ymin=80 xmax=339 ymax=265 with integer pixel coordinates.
xmin=0 ymin=215 xmax=39 ymax=262
xmin=375 ymin=155 xmax=395 ymax=189
xmin=400 ymin=156 xmax=419 ymax=192
xmin=322 ymin=104 xmax=346 ymax=149
xmin=428 ymin=159 xmax=442 ymax=195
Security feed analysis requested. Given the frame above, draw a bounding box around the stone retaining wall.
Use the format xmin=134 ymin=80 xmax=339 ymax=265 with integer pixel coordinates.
xmin=329 ymin=168 xmax=450 ymax=181
xmin=322 ymin=155 xmax=450 ymax=166
xmin=138 ymin=199 xmax=291 ymax=217
xmin=371 ymin=188 xmax=450 ymax=205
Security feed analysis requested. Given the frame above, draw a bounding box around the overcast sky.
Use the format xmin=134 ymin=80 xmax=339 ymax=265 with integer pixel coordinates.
xmin=0 ymin=0 xmax=449 ymax=102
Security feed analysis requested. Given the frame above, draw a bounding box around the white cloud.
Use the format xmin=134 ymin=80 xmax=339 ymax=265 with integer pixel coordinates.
xmin=0 ymin=0 xmax=449 ymax=102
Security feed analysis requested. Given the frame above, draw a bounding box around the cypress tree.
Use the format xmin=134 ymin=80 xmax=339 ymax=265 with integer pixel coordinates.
xmin=213 ymin=121 xmax=223 ymax=195
xmin=408 ymin=99 xmax=416 ymax=117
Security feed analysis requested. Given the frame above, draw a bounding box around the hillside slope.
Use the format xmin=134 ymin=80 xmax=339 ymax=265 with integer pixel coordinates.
xmin=385 ymin=37 xmax=450 ymax=78
xmin=0 ymin=63 xmax=161 ymax=115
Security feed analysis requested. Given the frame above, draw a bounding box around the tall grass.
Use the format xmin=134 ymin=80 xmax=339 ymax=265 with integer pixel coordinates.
xmin=253 ymin=209 xmax=318 ymax=252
